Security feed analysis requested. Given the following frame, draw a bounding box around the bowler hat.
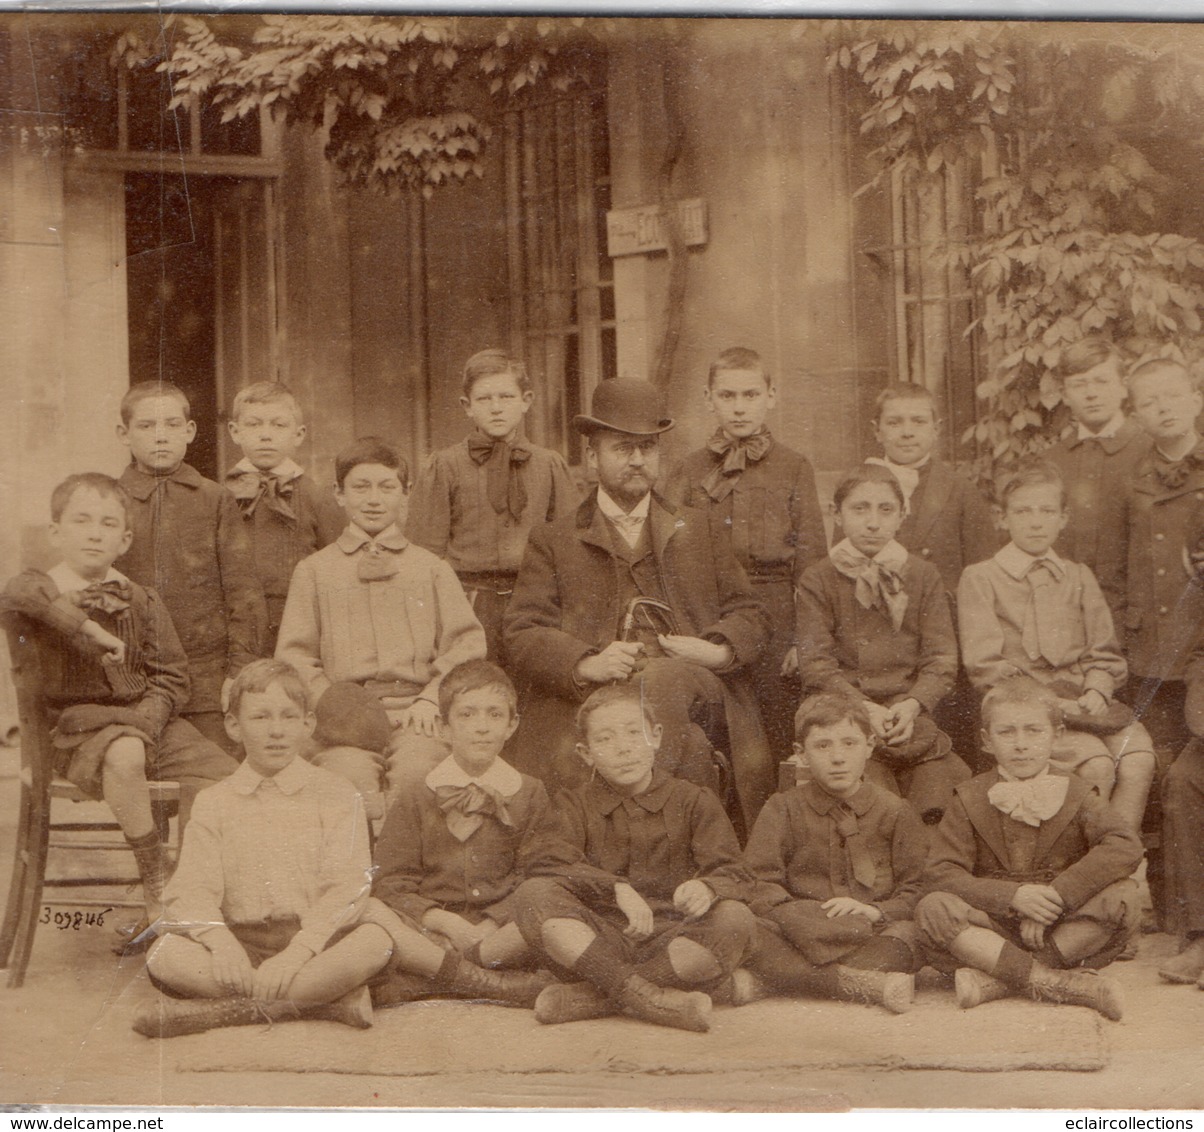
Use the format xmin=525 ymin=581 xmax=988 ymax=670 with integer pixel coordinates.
xmin=573 ymin=378 xmax=674 ymax=436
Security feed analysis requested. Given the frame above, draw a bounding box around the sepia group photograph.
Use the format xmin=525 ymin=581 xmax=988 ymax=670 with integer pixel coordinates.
xmin=0 ymin=4 xmax=1202 ymax=1116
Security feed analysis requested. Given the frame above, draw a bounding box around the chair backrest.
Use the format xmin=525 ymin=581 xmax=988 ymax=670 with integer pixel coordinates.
xmin=0 ymin=612 xmax=57 ymax=797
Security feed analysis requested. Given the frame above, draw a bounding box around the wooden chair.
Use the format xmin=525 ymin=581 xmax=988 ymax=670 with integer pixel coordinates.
xmin=0 ymin=611 xmax=177 ymax=988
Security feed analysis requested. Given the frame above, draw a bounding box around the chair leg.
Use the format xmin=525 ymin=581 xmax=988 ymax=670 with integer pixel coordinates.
xmin=0 ymin=775 xmax=35 ymax=970
xmin=6 ymin=779 xmax=51 ymax=989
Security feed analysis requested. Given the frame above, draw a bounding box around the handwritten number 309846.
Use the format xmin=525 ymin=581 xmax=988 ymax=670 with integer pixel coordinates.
xmin=39 ymin=907 xmax=113 ymax=930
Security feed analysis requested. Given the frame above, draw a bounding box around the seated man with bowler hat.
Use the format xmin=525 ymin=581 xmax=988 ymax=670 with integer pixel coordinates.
xmin=504 ymin=377 xmax=774 ymax=830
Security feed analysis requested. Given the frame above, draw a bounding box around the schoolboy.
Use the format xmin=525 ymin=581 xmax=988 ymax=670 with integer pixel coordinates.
xmin=796 ymin=464 xmax=970 ymax=823
xmin=1124 ymin=359 xmax=1204 ymax=756
xmin=1 ymin=474 xmax=236 ymax=943
xmin=407 ymin=349 xmax=578 ymax=662
xmin=224 ymin=381 xmax=344 ymax=655
xmin=115 ymin=381 xmax=266 ymax=751
xmin=135 ymin=659 xmax=393 ymax=1038
xmin=665 ymin=346 xmax=827 ymax=760
xmin=739 ymin=693 xmax=926 ymax=1013
xmin=1045 ymin=337 xmax=1151 ymax=618
xmin=866 ymin=382 xmax=998 ymax=761
xmin=866 ymin=383 xmax=998 ymax=597
xmin=368 ymin=659 xmax=554 ymax=1008
xmin=276 ymin=436 xmax=487 ymax=820
xmin=958 ymin=459 xmax=1156 ymax=833
xmin=915 ymin=677 xmax=1142 ymax=1020
xmin=513 ymin=684 xmax=757 ymax=1032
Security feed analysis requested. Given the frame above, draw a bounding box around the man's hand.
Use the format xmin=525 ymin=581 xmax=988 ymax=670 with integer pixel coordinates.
xmin=882 ymin=698 xmax=922 ymax=745
xmin=398 ymin=699 xmax=440 ymax=737
xmin=220 ymin=677 xmax=234 ymax=714
xmin=673 ymin=879 xmax=716 ymax=920
xmin=575 ymin=641 xmax=644 ymax=684
xmin=1019 ymin=917 xmax=1047 ymax=950
xmin=209 ymin=940 xmax=256 ymax=997
xmin=779 ymin=646 xmax=799 ymax=677
xmin=251 ymin=942 xmax=312 ymax=1002
xmin=615 ymin=882 xmax=654 ymax=940
xmin=821 ymin=896 xmax=883 ymax=923
xmin=1077 ymin=689 xmax=1108 ymax=717
xmin=422 ymin=908 xmax=488 ymax=953
xmin=1011 ymin=884 xmax=1064 ymax=926
xmin=81 ymin=619 xmax=125 ymax=665
xmin=657 ymin=635 xmax=733 ymax=670
xmin=863 ymin=700 xmax=892 ymax=741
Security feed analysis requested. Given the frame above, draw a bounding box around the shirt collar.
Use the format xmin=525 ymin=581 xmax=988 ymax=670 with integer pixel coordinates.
xmin=121 ymin=461 xmax=203 ymax=500
xmin=47 ymin=562 xmax=128 ymax=594
xmin=587 ymin=767 xmax=671 ymax=814
xmin=802 ymin=779 xmax=874 ymax=817
xmin=994 ymin=542 xmax=1066 ymax=581
xmin=1076 ymin=411 xmax=1128 ymax=442
xmin=228 ymin=755 xmax=311 ymax=796
xmin=595 ymin=487 xmax=651 ymax=527
xmin=425 ymin=753 xmax=522 ymax=798
xmin=228 ymin=456 xmax=305 ymax=483
xmin=336 ymin=523 xmax=408 ymax=554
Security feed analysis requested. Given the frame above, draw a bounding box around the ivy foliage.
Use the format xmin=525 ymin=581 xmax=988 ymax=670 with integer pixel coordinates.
xmin=118 ymin=15 xmax=608 ymax=197
xmin=831 ymin=22 xmax=1204 ymax=466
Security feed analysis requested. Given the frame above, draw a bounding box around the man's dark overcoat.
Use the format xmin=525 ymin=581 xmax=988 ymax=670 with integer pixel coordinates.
xmin=504 ymin=491 xmax=773 ymax=824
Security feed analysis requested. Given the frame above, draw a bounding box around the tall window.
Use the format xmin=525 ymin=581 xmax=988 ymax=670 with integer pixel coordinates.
xmin=504 ymin=82 xmax=615 ymax=462
xmin=888 ymin=160 xmax=980 ymax=456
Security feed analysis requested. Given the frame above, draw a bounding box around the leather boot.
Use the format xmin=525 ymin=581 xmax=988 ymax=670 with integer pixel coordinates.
xmin=438 ymin=954 xmax=554 ymax=1007
xmin=834 ymin=966 xmax=914 ymax=1014
xmin=132 ymin=995 xmax=298 ymax=1039
xmin=954 ymin=968 xmax=1012 ymax=1009
xmin=711 ymin=969 xmax=770 ymax=1007
xmin=1028 ymin=964 xmax=1124 ymax=1021
xmin=304 ymin=985 xmax=374 ymax=1029
xmin=534 ymin=981 xmax=617 ymax=1025
xmin=615 ymin=973 xmax=712 ymax=1032
xmin=114 ymin=830 xmax=173 ymax=955
xmin=1158 ymin=937 xmax=1204 ymax=985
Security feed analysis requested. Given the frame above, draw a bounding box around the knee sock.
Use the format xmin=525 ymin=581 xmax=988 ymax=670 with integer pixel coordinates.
xmin=634 ymin=950 xmax=678 ymax=989
xmin=573 ymin=938 xmax=633 ymax=997
xmin=990 ymin=940 xmax=1035 ymax=987
xmin=842 ymin=935 xmax=915 ymax=973
xmin=750 ymin=929 xmax=839 ymax=997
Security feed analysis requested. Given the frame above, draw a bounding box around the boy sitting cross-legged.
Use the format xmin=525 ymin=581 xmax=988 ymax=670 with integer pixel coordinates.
xmin=367 ymin=659 xmax=555 ymax=1009
xmin=135 ymin=659 xmax=394 ymax=1038
xmin=738 ymin=693 xmax=927 ymax=1014
xmin=513 ymin=683 xmax=757 ymax=1033
xmin=1 ymin=473 xmax=237 ymax=950
xmin=915 ymin=677 xmax=1142 ymax=1021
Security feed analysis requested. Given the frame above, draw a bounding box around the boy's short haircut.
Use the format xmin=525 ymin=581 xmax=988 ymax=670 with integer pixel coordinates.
xmin=231 ymin=381 xmax=303 ymax=424
xmin=438 ymin=658 xmax=518 ymax=720
xmin=1055 ymin=336 xmax=1127 ymax=381
xmin=334 ymin=436 xmax=411 ymax=491
xmin=793 ymin=692 xmax=873 ymax=746
xmin=462 ymin=348 xmax=531 ymax=398
xmin=1127 ymin=357 xmax=1197 ymax=393
xmin=120 ymin=380 xmax=191 ymax=426
xmin=575 ymin=682 xmax=658 ymax=741
xmin=708 ymin=346 xmax=769 ymax=387
xmin=49 ymin=472 xmax=133 ymax=528
xmin=873 ymin=381 xmax=938 ymax=422
xmin=225 ymin=657 xmax=310 ymax=717
xmin=832 ymin=462 xmax=906 ymax=511
xmin=998 ymin=457 xmax=1066 ymax=510
xmin=980 ymin=675 xmax=1064 ymax=732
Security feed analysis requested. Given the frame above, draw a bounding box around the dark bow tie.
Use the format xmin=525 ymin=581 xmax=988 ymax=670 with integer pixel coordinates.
xmin=225 ymin=467 xmax=297 ymax=522
xmin=1154 ymin=444 xmax=1204 ymax=490
xmin=72 ymin=579 xmax=132 ymax=617
xmin=700 ymin=430 xmax=772 ymax=501
xmin=468 ymin=435 xmax=531 ymax=520
xmin=357 ymin=541 xmax=401 ymax=581
xmin=433 ymin=781 xmax=514 ymax=842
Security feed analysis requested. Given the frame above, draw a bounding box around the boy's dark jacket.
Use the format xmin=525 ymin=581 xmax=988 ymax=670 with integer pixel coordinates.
xmin=924 ymin=770 xmax=1143 ymax=918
